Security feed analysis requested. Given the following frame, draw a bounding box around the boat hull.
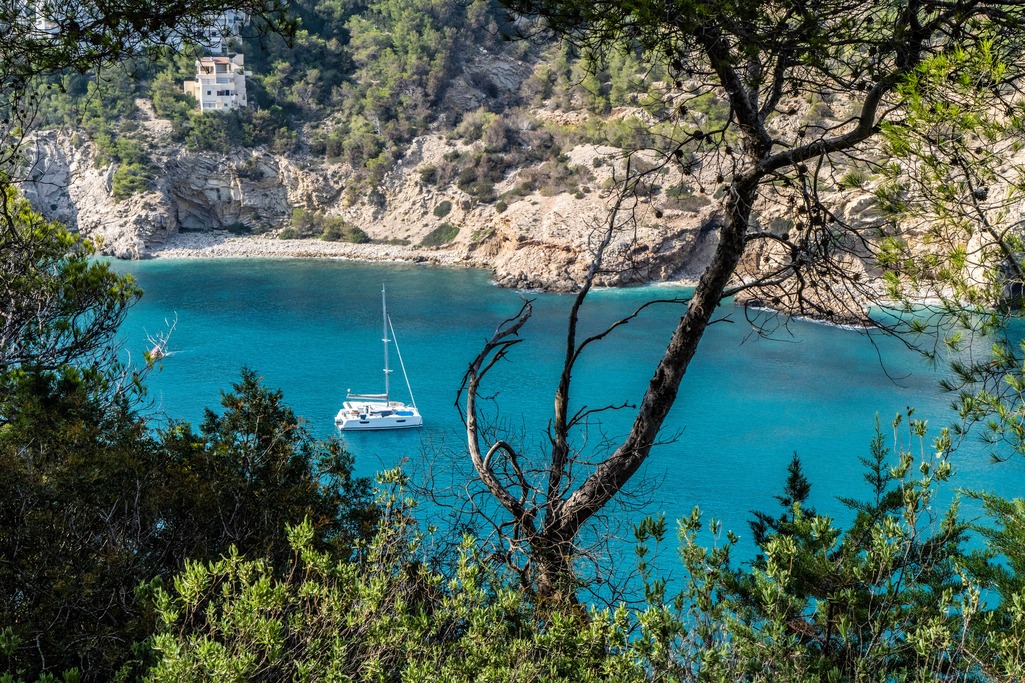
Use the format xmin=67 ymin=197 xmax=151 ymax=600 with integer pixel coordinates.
xmin=335 ymin=401 xmax=423 ymax=431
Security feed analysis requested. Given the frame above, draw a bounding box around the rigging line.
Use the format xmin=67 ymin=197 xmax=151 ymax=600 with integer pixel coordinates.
xmin=388 ymin=313 xmax=417 ymax=411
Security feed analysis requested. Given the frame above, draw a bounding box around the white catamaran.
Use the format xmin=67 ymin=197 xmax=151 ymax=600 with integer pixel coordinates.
xmin=335 ymin=286 xmax=423 ymax=431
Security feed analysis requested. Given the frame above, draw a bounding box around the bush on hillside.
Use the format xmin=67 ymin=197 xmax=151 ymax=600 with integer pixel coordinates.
xmin=433 ymin=200 xmax=453 ymax=218
xmin=420 ymin=222 xmax=459 ymax=247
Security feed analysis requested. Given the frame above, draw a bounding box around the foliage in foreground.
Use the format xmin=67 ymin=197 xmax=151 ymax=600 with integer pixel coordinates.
xmin=4 ymin=198 xmax=1025 ymax=682
xmin=144 ymin=422 xmax=1025 ymax=682
xmin=146 ymin=471 xmax=640 ymax=683
xmin=0 ymin=365 xmax=377 ymax=683
xmin=0 ymin=195 xmax=377 ymax=681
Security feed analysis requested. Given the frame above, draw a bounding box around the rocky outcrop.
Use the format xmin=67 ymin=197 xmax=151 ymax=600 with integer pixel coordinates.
xmin=23 ymin=133 xmax=177 ymax=258
xmin=22 ymin=131 xmax=347 ymax=256
xmin=21 ymin=123 xmax=723 ymax=291
xmin=442 ymin=49 xmax=533 ymax=113
xmin=27 ymin=116 xmax=1014 ymax=317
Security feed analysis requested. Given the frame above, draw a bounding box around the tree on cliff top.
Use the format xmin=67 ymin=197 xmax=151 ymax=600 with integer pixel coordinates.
xmin=460 ymin=0 xmax=1025 ymax=599
xmin=0 ymin=0 xmax=293 ymax=185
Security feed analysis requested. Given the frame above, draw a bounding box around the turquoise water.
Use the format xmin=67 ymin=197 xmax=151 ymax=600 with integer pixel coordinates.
xmin=113 ymin=257 xmax=1025 ymax=565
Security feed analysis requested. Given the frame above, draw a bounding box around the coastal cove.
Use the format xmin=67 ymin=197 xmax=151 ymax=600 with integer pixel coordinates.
xmin=115 ymin=256 xmax=1025 ymax=562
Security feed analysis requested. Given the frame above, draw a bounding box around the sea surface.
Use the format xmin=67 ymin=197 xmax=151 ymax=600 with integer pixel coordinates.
xmin=113 ymin=257 xmax=1025 ymax=570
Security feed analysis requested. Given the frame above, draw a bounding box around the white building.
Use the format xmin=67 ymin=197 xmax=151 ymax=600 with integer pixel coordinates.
xmin=32 ymin=10 xmax=58 ymax=35
xmin=198 ymin=10 xmax=247 ymax=54
xmin=17 ymin=0 xmax=66 ymax=35
xmin=183 ymin=54 xmax=249 ymax=112
xmin=19 ymin=5 xmax=247 ymax=52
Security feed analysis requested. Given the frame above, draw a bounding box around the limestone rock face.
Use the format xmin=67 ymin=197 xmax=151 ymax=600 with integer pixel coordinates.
xmin=17 ymin=83 xmax=1025 ymax=317
xmin=467 ymin=192 xmax=717 ymax=292
xmin=23 ymin=133 xmax=176 ymax=258
xmin=441 ymin=49 xmax=532 ymax=113
xmin=21 ymin=133 xmax=78 ymax=229
xmin=21 ymin=127 xmax=721 ymax=291
xmin=163 ymin=152 xmax=292 ymax=232
xmin=21 ymin=134 xmax=311 ymax=255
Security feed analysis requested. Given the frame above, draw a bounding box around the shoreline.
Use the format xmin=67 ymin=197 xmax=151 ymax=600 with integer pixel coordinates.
xmin=142 ymin=231 xmax=468 ymax=266
xmin=129 ymin=233 xmax=895 ymax=330
xmin=139 ymin=230 xmax=704 ymax=292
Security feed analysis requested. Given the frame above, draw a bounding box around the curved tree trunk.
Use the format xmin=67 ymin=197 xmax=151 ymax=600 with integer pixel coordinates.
xmin=534 ymin=172 xmax=762 ymax=590
xmin=466 ymin=0 xmax=955 ymax=600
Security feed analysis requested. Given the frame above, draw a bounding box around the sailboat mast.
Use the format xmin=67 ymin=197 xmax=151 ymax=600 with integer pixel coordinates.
xmin=382 ymin=285 xmax=391 ymax=403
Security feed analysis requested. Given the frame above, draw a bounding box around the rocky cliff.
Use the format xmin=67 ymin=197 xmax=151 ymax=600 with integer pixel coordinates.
xmin=27 ymin=89 xmax=1007 ymax=312
xmin=21 ymin=103 xmax=724 ymax=292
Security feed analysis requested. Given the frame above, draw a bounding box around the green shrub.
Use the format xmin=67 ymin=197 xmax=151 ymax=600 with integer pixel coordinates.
xmin=839 ymin=168 xmax=869 ymax=190
xmin=111 ymin=162 xmax=152 ymax=201
xmin=515 ymin=159 xmax=594 ymax=199
xmin=150 ymin=71 xmax=194 ymax=137
xmin=289 ymin=207 xmax=316 ymax=237
xmin=452 ymin=152 xmax=511 ymax=203
xmin=665 ymin=181 xmax=692 ymax=200
xmin=288 ymin=209 xmax=368 ymax=243
xmin=420 ymin=166 xmax=438 ymax=185
xmin=587 ymin=117 xmax=656 ymax=149
xmin=99 ymin=135 xmax=156 ymax=201
xmin=321 ymin=217 xmax=370 ymax=243
xmin=464 ymin=181 xmax=496 ymax=203
xmin=807 ymin=101 xmax=834 ymax=120
xmin=875 ymin=180 xmax=909 ymax=217
xmin=471 ymin=226 xmax=495 ymax=242
xmin=454 ymin=108 xmax=497 ymax=143
xmin=365 ymin=152 xmax=395 ymax=185
xmin=144 ymin=417 xmax=1022 ymax=683
xmin=308 ymin=131 xmax=327 ymax=156
xmin=235 ymin=158 xmax=265 ymax=181
xmin=433 ymin=200 xmax=453 ymax=218
xmin=144 ymin=496 xmax=643 ymax=683
xmin=664 ymin=182 xmax=712 ymax=212
xmin=420 ymin=222 xmax=459 ymax=247
xmin=689 ymin=91 xmax=730 ymax=126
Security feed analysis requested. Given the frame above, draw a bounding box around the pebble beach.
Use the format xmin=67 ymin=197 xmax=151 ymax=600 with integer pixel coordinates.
xmin=145 ymin=232 xmax=466 ymax=266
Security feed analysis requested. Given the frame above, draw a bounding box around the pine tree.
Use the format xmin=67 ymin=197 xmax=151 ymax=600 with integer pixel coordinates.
xmin=749 ymin=452 xmax=814 ymax=548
